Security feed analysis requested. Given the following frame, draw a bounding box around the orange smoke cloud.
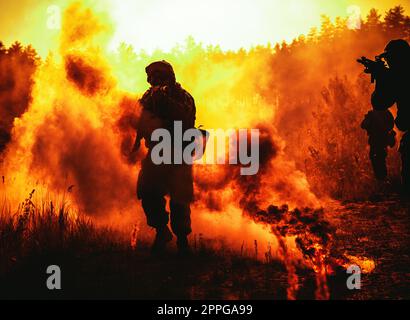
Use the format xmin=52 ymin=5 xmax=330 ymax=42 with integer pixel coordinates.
xmin=1 ymin=2 xmax=320 ymax=261
xmin=2 ymin=3 xmax=138 ymax=219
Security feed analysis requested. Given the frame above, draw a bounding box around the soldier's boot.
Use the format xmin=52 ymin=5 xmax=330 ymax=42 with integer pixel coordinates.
xmin=370 ymin=150 xmax=388 ymax=181
xmin=177 ymin=236 xmax=192 ymax=257
xmin=151 ymin=226 xmax=173 ymax=255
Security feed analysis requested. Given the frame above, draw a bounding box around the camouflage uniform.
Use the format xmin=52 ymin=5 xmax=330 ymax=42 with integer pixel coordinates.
xmin=137 ymin=81 xmax=196 ymax=237
xmin=361 ymin=110 xmax=396 ymax=181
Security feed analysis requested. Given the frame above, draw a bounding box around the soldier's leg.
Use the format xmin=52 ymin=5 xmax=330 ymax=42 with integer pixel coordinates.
xmin=170 ymin=200 xmax=192 ymax=254
xmin=141 ymin=194 xmax=169 ymax=229
xmin=141 ymin=194 xmax=173 ymax=253
xmin=370 ymin=146 xmax=388 ymax=181
xmin=169 ymin=200 xmax=192 ymax=236
xmin=400 ymin=133 xmax=410 ymax=193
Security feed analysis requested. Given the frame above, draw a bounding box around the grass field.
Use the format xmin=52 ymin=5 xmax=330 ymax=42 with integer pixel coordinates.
xmin=2 ymin=190 xmax=408 ymax=300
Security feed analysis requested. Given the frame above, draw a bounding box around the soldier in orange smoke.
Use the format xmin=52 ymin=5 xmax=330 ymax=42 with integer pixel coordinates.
xmin=369 ymin=39 xmax=410 ymax=194
xmin=361 ymin=109 xmax=396 ymax=181
xmin=132 ymin=60 xmax=196 ymax=255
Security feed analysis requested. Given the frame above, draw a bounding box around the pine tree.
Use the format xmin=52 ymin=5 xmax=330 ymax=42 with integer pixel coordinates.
xmin=365 ymin=8 xmax=382 ymax=30
xmin=23 ymin=45 xmax=40 ymax=65
xmin=404 ymin=16 xmax=410 ymax=40
xmin=320 ymin=15 xmax=335 ymax=41
xmin=384 ymin=5 xmax=406 ymax=34
xmin=307 ymin=27 xmax=318 ymax=44
xmin=8 ymin=41 xmax=23 ymax=56
xmin=0 ymin=41 xmax=6 ymax=55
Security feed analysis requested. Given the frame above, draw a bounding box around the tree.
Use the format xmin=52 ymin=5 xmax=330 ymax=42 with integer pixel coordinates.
xmin=384 ymin=6 xmax=406 ymax=34
xmin=0 ymin=41 xmax=6 ymax=56
xmin=23 ymin=45 xmax=40 ymax=65
xmin=365 ymin=8 xmax=382 ymax=30
xmin=8 ymin=41 xmax=23 ymax=56
xmin=334 ymin=16 xmax=348 ymax=38
xmin=307 ymin=27 xmax=318 ymax=43
xmin=320 ymin=15 xmax=335 ymax=41
xmin=0 ymin=41 xmax=39 ymax=154
xmin=404 ymin=16 xmax=410 ymax=40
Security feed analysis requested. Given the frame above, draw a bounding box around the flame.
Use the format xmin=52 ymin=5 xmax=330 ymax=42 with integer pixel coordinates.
xmin=130 ymin=223 xmax=140 ymax=250
xmin=344 ymin=254 xmax=376 ymax=274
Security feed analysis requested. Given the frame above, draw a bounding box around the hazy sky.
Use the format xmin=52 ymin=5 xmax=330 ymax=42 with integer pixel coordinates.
xmin=0 ymin=0 xmax=408 ymax=56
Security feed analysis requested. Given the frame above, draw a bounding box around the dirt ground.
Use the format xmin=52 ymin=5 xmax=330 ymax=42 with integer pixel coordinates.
xmin=327 ymin=195 xmax=410 ymax=300
xmin=0 ymin=195 xmax=409 ymax=300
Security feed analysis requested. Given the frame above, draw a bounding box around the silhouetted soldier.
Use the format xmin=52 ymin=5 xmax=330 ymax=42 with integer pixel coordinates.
xmin=361 ymin=109 xmax=396 ymax=181
xmin=359 ymin=39 xmax=410 ymax=194
xmin=132 ymin=61 xmax=196 ymax=255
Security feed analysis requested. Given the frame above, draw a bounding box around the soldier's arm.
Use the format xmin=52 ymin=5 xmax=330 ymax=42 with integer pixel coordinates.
xmin=361 ymin=117 xmax=368 ymax=130
xmin=132 ymin=115 xmax=144 ymax=152
xmin=132 ymin=135 xmax=141 ymax=152
xmin=133 ymin=92 xmax=151 ymax=151
xmin=371 ymin=71 xmax=397 ymax=110
xmin=361 ymin=112 xmax=371 ymax=130
xmin=191 ymin=96 xmax=197 ymax=127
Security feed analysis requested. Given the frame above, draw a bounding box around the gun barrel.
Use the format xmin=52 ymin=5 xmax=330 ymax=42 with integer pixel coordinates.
xmin=357 ymin=57 xmax=369 ymax=66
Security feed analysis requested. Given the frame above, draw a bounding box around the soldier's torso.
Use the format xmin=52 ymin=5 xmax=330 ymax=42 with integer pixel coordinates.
xmin=137 ymin=84 xmax=196 ymax=202
xmin=391 ymin=68 xmax=410 ymax=131
xmin=139 ymin=83 xmax=196 ymax=149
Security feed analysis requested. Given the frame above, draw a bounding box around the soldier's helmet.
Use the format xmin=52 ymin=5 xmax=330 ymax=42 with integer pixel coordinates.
xmin=145 ymin=60 xmax=176 ymax=85
xmin=379 ymin=39 xmax=410 ymax=63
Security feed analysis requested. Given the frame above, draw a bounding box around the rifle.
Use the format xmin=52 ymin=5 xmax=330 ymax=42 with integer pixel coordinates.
xmin=357 ymin=55 xmax=388 ymax=83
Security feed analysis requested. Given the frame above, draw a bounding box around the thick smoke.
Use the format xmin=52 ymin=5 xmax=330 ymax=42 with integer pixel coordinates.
xmin=30 ymin=108 xmax=136 ymax=215
xmin=2 ymin=3 xmax=140 ymax=218
xmin=0 ymin=2 xmax=321 ymax=251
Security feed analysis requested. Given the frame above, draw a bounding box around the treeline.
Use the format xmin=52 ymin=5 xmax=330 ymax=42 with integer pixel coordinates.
xmin=0 ymin=41 xmax=39 ymax=152
xmin=267 ymin=6 xmax=409 ymax=199
xmin=1 ymin=5 xmax=409 ymax=200
xmin=119 ymin=5 xmax=408 ymax=199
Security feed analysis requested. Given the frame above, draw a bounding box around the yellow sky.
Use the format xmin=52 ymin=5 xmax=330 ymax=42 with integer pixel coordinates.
xmin=0 ymin=0 xmax=408 ymax=57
